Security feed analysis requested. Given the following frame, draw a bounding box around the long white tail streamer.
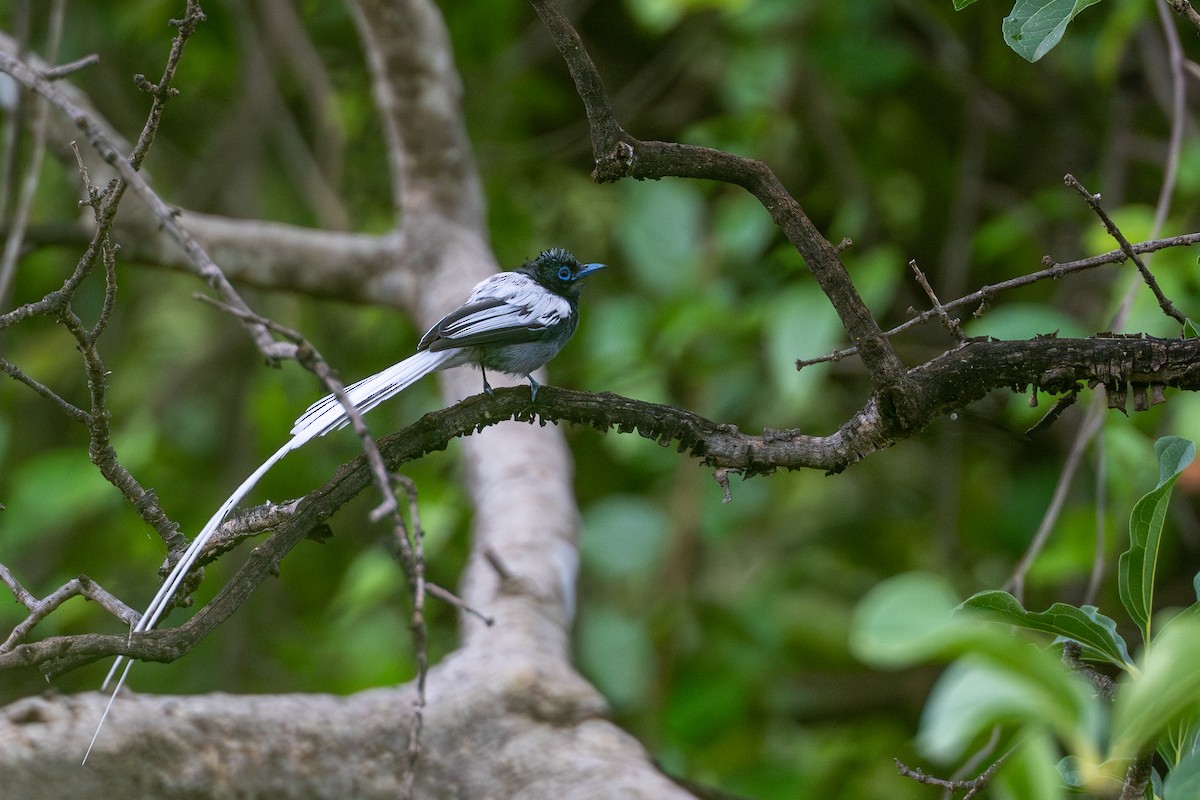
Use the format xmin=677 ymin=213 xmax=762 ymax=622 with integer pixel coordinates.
xmin=83 ymin=348 xmax=458 ymax=762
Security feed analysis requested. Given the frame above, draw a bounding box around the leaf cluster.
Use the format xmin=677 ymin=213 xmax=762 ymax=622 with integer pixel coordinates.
xmin=853 ymin=436 xmax=1200 ymax=797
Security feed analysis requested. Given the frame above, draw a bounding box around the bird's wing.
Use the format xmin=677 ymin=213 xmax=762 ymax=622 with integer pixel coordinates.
xmin=419 ymin=273 xmax=572 ymax=351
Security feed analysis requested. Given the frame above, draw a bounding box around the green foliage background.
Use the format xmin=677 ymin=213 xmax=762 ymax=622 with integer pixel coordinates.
xmin=4 ymin=0 xmax=1200 ymax=796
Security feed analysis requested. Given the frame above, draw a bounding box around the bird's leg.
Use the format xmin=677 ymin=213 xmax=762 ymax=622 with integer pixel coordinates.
xmin=481 ymin=366 xmax=494 ymax=396
xmin=526 ymin=375 xmax=540 ymax=401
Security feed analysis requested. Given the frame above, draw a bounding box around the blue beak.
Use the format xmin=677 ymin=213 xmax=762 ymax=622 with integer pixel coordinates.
xmin=576 ymin=262 xmax=607 ymax=279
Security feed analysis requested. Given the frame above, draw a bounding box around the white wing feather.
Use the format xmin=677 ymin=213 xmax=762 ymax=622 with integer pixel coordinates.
xmin=432 ymin=272 xmax=571 ymax=343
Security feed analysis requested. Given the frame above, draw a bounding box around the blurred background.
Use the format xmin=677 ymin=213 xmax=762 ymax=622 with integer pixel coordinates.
xmin=3 ymin=0 xmax=1200 ymax=796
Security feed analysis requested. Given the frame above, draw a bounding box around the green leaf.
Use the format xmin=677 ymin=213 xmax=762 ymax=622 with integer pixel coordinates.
xmin=1165 ymin=748 xmax=1200 ymax=800
xmin=849 ymin=573 xmax=972 ymax=667
xmin=853 ymin=574 xmax=1101 ymax=763
xmin=953 ymin=0 xmax=983 ymax=9
xmin=1112 ymin=615 xmax=1200 ymax=759
xmin=1119 ymin=436 xmax=1195 ymax=641
xmin=1002 ymin=0 xmax=1104 ymax=62
xmin=918 ymin=654 xmax=1096 ymax=764
xmin=1162 ymin=719 xmax=1200 ymax=772
xmin=961 ymin=590 xmax=1134 ymax=671
xmin=998 ymin=730 xmax=1067 ymax=799
xmin=1184 ymin=318 xmax=1200 ymax=339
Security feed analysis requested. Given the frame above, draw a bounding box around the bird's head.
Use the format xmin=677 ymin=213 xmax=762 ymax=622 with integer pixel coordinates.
xmin=522 ymin=248 xmax=606 ymax=299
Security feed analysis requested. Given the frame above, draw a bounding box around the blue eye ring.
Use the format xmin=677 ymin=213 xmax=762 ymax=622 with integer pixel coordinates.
xmin=557 ymin=265 xmax=572 ymax=281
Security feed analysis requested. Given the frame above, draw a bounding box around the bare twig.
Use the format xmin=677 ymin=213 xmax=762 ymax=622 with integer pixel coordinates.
xmin=895 ymin=752 xmax=1009 ymax=799
xmin=484 ymin=546 xmax=515 ymax=584
xmin=947 ymin=727 xmax=1005 ymax=798
xmin=1024 ymin=391 xmax=1078 ymax=437
xmin=796 ymin=231 xmax=1200 ymax=369
xmin=1084 ymin=437 xmax=1108 ymax=606
xmin=0 ymin=355 xmax=88 ymax=421
xmin=1065 ymin=174 xmax=1186 ymax=325
xmin=1155 ymin=0 xmax=1187 ymax=245
xmin=0 ymin=565 xmax=139 ymax=653
xmin=1169 ymin=0 xmax=1200 ymax=34
xmin=909 ymin=259 xmax=965 ymax=342
xmin=426 ymin=582 xmax=495 ymax=626
xmin=1007 ymin=404 xmax=1105 ymax=602
xmin=127 ymin=3 xmax=204 ymax=170
xmin=391 ymin=474 xmax=427 ymax=800
xmin=39 ymin=53 xmax=99 ymax=80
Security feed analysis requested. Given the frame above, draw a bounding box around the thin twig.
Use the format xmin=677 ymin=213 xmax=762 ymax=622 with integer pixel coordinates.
xmin=0 ymin=355 xmax=88 ymax=422
xmin=426 ymin=582 xmax=495 ymax=626
xmin=126 ymin=3 xmax=204 ymax=171
xmin=909 ymin=259 xmax=965 ymax=342
xmin=0 ymin=565 xmax=139 ymax=653
xmin=1064 ymin=174 xmax=1186 ymax=325
xmin=895 ymin=751 xmax=1010 ymax=798
xmin=1007 ymin=402 xmax=1105 ymax=602
xmin=1155 ymin=0 xmax=1186 ymax=246
xmin=795 ymin=231 xmax=1200 ymax=369
xmin=947 ymin=727 xmax=1004 ymax=797
xmin=390 ymin=474 xmax=427 ymax=800
xmin=1085 ymin=431 xmax=1108 ymax=606
xmin=39 ymin=53 xmax=99 ymax=79
xmin=1025 ymin=391 xmax=1077 ymax=437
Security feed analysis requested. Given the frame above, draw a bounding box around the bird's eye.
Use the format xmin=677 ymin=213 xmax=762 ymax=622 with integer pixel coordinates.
xmin=557 ymin=265 xmax=572 ymax=281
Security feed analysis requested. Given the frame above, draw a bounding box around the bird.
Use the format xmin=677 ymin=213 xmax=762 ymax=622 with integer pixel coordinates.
xmin=84 ymin=248 xmax=605 ymax=760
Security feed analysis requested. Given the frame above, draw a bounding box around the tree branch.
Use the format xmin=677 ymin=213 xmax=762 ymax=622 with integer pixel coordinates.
xmin=528 ymin=0 xmax=919 ymax=424
xmin=1170 ymin=0 xmax=1200 ymax=34
xmin=4 ymin=332 xmax=1196 ymax=675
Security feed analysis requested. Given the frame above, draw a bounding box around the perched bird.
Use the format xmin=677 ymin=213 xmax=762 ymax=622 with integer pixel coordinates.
xmin=85 ymin=248 xmax=605 ymax=759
